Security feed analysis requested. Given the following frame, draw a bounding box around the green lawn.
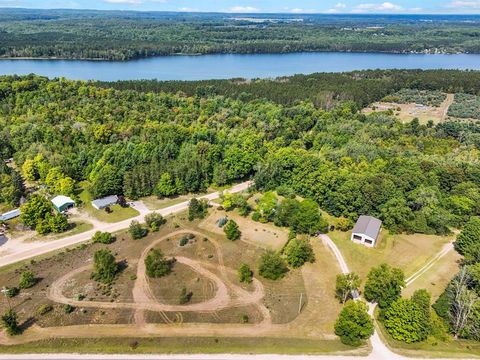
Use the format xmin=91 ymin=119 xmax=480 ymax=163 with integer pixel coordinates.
xmin=78 ymin=185 xmax=139 ymax=223
xmin=329 ymin=230 xmax=453 ymax=281
xmin=0 ymin=337 xmax=360 ymax=355
xmin=142 ymin=195 xmax=192 ymax=211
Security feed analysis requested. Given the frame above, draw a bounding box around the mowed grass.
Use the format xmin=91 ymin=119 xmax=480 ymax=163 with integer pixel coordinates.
xmin=0 ymin=337 xmax=359 ymax=355
xmin=403 ymin=248 xmax=461 ymax=300
xmin=78 ymin=186 xmax=139 ymax=223
xmin=329 ymin=230 xmax=454 ymax=280
xmin=142 ymin=195 xmax=191 ymax=211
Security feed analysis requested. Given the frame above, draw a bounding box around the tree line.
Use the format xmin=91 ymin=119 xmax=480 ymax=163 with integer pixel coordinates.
xmin=1 ymin=10 xmax=480 ymax=60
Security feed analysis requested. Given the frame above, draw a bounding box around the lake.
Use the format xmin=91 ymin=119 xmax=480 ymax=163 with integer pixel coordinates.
xmin=1 ymin=52 xmax=480 ymax=81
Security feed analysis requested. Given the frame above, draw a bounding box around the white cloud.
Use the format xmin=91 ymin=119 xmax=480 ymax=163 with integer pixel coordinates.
xmin=290 ymin=8 xmax=318 ymax=13
xmin=335 ymin=3 xmax=347 ymax=8
xmin=227 ymin=6 xmax=260 ymax=13
xmin=356 ymin=2 xmax=403 ymax=11
xmin=178 ymin=7 xmax=198 ymax=12
xmin=447 ymin=0 xmax=480 ymax=8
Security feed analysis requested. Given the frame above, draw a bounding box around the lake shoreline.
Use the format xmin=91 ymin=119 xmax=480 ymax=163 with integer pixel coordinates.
xmin=0 ymin=49 xmax=471 ymax=62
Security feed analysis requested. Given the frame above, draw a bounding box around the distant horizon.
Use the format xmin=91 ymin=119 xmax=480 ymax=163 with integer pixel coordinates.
xmin=1 ymin=0 xmax=480 ymax=15
xmin=2 ymin=7 xmax=480 ymax=16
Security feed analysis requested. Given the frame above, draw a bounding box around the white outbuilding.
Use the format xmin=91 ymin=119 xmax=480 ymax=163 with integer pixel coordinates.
xmin=51 ymin=195 xmax=75 ymax=213
xmin=351 ymin=215 xmax=382 ymax=248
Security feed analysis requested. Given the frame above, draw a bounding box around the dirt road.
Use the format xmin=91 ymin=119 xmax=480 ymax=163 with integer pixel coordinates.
xmin=0 ymin=181 xmax=252 ymax=269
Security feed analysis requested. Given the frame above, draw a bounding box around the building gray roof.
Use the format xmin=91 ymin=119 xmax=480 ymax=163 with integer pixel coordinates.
xmin=352 ymin=215 xmax=382 ymax=240
xmin=0 ymin=208 xmax=21 ymax=221
xmin=92 ymin=195 xmax=118 ymax=209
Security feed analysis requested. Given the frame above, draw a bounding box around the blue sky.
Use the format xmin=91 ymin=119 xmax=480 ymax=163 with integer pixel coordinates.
xmin=0 ymin=0 xmax=479 ymax=14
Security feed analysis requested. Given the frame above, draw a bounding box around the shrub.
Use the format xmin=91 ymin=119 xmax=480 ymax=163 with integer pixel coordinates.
xmin=238 ymin=263 xmax=253 ymax=283
xmin=145 ymin=249 xmax=174 ymax=278
xmin=19 ymin=271 xmax=36 ymax=289
xmin=37 ymin=304 xmax=53 ymax=316
xmin=1 ymin=309 xmax=21 ymax=336
xmin=334 ymin=300 xmax=373 ymax=346
xmin=92 ymin=231 xmax=115 ymax=244
xmin=144 ymin=212 xmax=166 ymax=231
xmin=179 ymin=287 xmax=193 ymax=304
xmin=91 ymin=249 xmax=118 ymax=284
xmin=224 ymin=220 xmax=241 ymax=241
xmin=179 ymin=236 xmax=189 ymax=246
xmin=64 ymin=304 xmax=75 ymax=314
xmin=129 ymin=220 xmax=147 ymax=240
xmin=283 ymin=238 xmax=314 ymax=268
xmin=241 ymin=314 xmax=249 ymax=323
xmin=4 ymin=287 xmax=19 ymax=298
xmin=259 ymin=250 xmax=288 ymax=280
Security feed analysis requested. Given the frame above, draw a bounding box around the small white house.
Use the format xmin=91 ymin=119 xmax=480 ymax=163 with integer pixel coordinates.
xmin=91 ymin=195 xmax=118 ymax=210
xmin=0 ymin=209 xmax=21 ymax=222
xmin=351 ymin=215 xmax=382 ymax=248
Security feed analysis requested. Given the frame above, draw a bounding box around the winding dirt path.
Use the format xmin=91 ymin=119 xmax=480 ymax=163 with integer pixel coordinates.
xmin=48 ymin=230 xmax=268 ymax=323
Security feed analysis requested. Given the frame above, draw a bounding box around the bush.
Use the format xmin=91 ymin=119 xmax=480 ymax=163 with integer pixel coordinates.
xmin=283 ymin=238 xmax=314 ymax=268
xmin=4 ymin=287 xmax=19 ymax=298
xmin=129 ymin=220 xmax=147 ymax=240
xmin=259 ymin=250 xmax=288 ymax=280
xmin=1 ymin=309 xmax=20 ymax=336
xmin=19 ymin=271 xmax=36 ymax=289
xmin=37 ymin=304 xmax=53 ymax=316
xmin=92 ymin=231 xmax=115 ymax=244
xmin=179 ymin=287 xmax=193 ymax=304
xmin=145 ymin=249 xmax=174 ymax=278
xmin=334 ymin=300 xmax=373 ymax=346
xmin=224 ymin=220 xmax=241 ymax=241
xmin=238 ymin=263 xmax=253 ymax=283
xmin=64 ymin=304 xmax=75 ymax=314
xmin=91 ymin=249 xmax=118 ymax=284
xmin=144 ymin=212 xmax=166 ymax=231
xmin=241 ymin=314 xmax=249 ymax=323
xmin=179 ymin=236 xmax=189 ymax=246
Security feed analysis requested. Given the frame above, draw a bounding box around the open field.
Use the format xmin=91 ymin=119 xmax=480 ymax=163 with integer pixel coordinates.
xmin=329 ymin=230 xmax=454 ymax=282
xmin=199 ymin=208 xmax=289 ymax=251
xmin=403 ymin=247 xmax=461 ymax=300
xmin=362 ymin=93 xmax=454 ymax=124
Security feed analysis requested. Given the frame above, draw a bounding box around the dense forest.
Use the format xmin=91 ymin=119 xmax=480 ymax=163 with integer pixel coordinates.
xmin=1 ymin=74 xmax=480 ymax=238
xmin=98 ymin=70 xmax=480 ymax=108
xmin=1 ymin=9 xmax=480 ymax=60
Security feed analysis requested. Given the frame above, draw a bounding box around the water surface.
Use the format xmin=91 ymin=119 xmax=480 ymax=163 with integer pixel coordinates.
xmin=1 ymin=52 xmax=480 ymax=81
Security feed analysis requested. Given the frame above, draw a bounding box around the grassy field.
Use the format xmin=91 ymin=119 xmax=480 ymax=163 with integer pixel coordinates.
xmin=78 ymin=186 xmax=139 ymax=223
xmin=142 ymin=195 xmax=191 ymax=211
xmin=329 ymin=230 xmax=453 ymax=281
xmin=403 ymin=248 xmax=461 ymax=300
xmin=0 ymin=336 xmax=359 ymax=355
